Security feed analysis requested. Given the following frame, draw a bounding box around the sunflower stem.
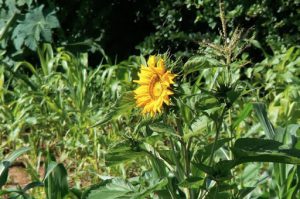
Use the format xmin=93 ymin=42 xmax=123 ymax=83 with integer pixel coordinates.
xmin=176 ymin=117 xmax=193 ymax=199
xmin=208 ymin=106 xmax=227 ymax=166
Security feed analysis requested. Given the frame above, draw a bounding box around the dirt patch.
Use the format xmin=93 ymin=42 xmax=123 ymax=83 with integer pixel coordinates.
xmin=6 ymin=161 xmax=45 ymax=188
xmin=6 ymin=166 xmax=31 ymax=187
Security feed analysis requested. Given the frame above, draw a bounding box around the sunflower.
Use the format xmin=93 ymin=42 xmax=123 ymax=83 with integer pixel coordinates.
xmin=134 ymin=55 xmax=176 ymax=116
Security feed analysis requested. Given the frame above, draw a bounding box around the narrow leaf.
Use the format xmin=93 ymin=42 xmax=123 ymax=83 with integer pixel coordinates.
xmin=253 ymin=103 xmax=275 ymax=139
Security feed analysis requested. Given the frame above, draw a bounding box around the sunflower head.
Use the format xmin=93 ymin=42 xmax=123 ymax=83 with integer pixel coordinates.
xmin=134 ymin=55 xmax=176 ymax=116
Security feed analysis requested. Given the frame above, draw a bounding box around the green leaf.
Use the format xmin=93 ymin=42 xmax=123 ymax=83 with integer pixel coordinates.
xmin=194 ymin=138 xmax=231 ymax=162
xmin=0 ymin=147 xmax=31 ymax=175
xmin=86 ymin=179 xmax=134 ymax=199
xmin=149 ymin=123 xmax=180 ymax=138
xmin=92 ymin=92 xmax=135 ymax=127
xmin=81 ymin=182 xmax=110 ymax=199
xmin=68 ymin=188 xmax=82 ymax=199
xmin=0 ymin=161 xmax=9 ymax=189
xmin=232 ymin=138 xmax=300 ymax=165
xmin=132 ymin=178 xmax=168 ymax=198
xmin=179 ymin=177 xmax=204 ymax=189
xmin=11 ymin=5 xmax=59 ymax=50
xmin=184 ymin=56 xmax=221 ymax=75
xmin=253 ymin=103 xmax=276 ymax=139
xmin=43 ymin=161 xmax=58 ymax=182
xmin=44 ymin=154 xmax=69 ymax=199
xmin=197 ymin=138 xmax=300 ymax=179
xmin=22 ymin=181 xmax=44 ymax=192
xmin=106 ymin=151 xmax=148 ymax=166
xmin=236 ymin=187 xmax=256 ymax=198
xmin=206 ymin=184 xmax=234 ymax=199
xmin=233 ymin=103 xmax=253 ymax=129
xmin=85 ymin=177 xmax=167 ymax=199
xmin=0 ymin=12 xmax=17 ymax=41
xmin=87 ymin=189 xmax=130 ymax=199
xmin=0 ymin=147 xmax=30 ymax=189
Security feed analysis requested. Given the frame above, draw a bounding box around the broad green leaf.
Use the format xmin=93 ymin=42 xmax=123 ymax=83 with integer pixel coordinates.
xmin=132 ymin=178 xmax=168 ymax=199
xmin=11 ymin=5 xmax=59 ymax=50
xmin=197 ymin=138 xmax=300 ymax=180
xmin=232 ymin=138 xmax=300 ymax=164
xmin=85 ymin=177 xmax=167 ymax=199
xmin=81 ymin=182 xmax=110 ymax=199
xmin=86 ymin=179 xmax=134 ymax=199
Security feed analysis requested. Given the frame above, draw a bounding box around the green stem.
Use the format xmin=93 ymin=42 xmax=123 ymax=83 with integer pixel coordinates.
xmin=176 ymin=118 xmax=193 ymax=199
xmin=208 ymin=106 xmax=226 ymax=166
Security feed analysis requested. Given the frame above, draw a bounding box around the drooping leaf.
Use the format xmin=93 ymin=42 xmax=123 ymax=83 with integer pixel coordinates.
xmin=22 ymin=181 xmax=44 ymax=192
xmin=0 ymin=147 xmax=30 ymax=189
xmin=0 ymin=147 xmax=31 ymax=175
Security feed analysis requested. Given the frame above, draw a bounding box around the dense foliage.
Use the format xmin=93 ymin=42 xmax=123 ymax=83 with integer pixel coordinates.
xmin=0 ymin=0 xmax=300 ymax=199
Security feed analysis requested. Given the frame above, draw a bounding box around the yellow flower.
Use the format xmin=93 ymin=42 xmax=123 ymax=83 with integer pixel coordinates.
xmin=134 ymin=55 xmax=176 ymax=116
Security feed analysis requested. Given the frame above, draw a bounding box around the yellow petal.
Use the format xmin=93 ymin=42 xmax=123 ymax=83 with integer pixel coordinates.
xmin=147 ymin=55 xmax=156 ymax=68
xmin=156 ymin=58 xmax=165 ymax=74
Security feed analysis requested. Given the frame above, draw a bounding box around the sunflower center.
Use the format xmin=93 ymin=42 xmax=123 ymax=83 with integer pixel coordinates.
xmin=149 ymin=75 xmax=163 ymax=99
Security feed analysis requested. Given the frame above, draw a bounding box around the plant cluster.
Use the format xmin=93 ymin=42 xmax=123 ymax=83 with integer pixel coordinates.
xmin=0 ymin=1 xmax=300 ymax=199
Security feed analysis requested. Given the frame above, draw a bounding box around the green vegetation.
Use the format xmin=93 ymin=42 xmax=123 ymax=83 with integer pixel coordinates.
xmin=0 ymin=0 xmax=300 ymax=198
